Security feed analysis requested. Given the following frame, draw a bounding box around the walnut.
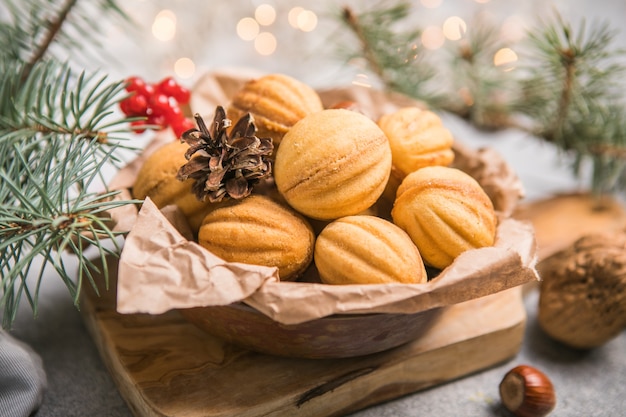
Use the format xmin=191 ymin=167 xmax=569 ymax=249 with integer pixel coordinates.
xmin=537 ymin=230 xmax=626 ymax=349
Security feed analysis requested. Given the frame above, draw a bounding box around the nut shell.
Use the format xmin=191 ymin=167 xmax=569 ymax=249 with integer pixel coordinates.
xmin=198 ymin=195 xmax=315 ymax=281
xmin=227 ymin=73 xmax=324 ymax=148
xmin=538 ymin=230 xmax=626 ymax=349
xmin=314 ymin=215 xmax=428 ymax=285
xmin=274 ymin=109 xmax=392 ymax=220
xmin=132 ymin=140 xmax=217 ymax=232
xmin=391 ymin=166 xmax=497 ymax=269
xmin=499 ymin=365 xmax=556 ymax=417
xmin=378 ymin=107 xmax=454 ymax=177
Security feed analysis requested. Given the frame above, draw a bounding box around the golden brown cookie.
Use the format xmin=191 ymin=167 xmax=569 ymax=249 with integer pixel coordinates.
xmin=274 ymin=108 xmax=392 ymax=220
xmin=314 ymin=215 xmax=428 ymax=285
xmin=378 ymin=107 xmax=454 ymax=178
xmin=391 ymin=166 xmax=497 ymax=269
xmin=132 ymin=140 xmax=217 ymax=232
xmin=227 ymin=73 xmax=324 ymax=148
xmin=198 ymin=195 xmax=315 ymax=281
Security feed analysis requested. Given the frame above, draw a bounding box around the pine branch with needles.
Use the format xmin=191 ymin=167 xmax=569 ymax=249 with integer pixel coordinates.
xmin=337 ymin=2 xmax=626 ymax=197
xmin=0 ymin=0 xmax=138 ymax=327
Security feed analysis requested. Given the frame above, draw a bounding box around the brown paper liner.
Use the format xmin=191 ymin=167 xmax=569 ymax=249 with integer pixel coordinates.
xmin=115 ymin=68 xmax=538 ymax=325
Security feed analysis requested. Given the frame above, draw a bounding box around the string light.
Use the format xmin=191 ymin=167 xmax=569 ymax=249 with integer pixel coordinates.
xmin=255 ymin=32 xmax=277 ymax=55
xmin=296 ymin=9 xmax=318 ymax=32
xmin=458 ymin=87 xmax=474 ymax=106
xmin=255 ymin=4 xmax=276 ymax=26
xmin=235 ymin=5 xmax=319 ymax=56
xmin=287 ymin=7 xmax=317 ymax=32
xmin=288 ymin=7 xmax=305 ymax=28
xmin=152 ymin=9 xmax=176 ymax=41
xmin=443 ymin=16 xmax=467 ymax=40
xmin=494 ymin=47 xmax=518 ymax=71
xmin=174 ymin=57 xmax=195 ymax=79
xmin=421 ymin=26 xmax=445 ymax=50
xmin=237 ymin=17 xmax=260 ymax=40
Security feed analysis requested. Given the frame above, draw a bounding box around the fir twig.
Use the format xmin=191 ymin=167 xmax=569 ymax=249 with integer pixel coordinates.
xmin=338 ymin=2 xmax=442 ymax=104
xmin=0 ymin=61 xmax=140 ymax=327
xmin=23 ymin=0 xmax=78 ymax=81
xmin=341 ymin=6 xmax=388 ymax=85
xmin=519 ymin=14 xmax=626 ymax=194
xmin=335 ymin=2 xmax=626 ymax=196
xmin=0 ymin=1 xmax=137 ymax=328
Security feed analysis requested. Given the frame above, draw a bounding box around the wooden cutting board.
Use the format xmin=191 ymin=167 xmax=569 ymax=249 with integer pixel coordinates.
xmin=81 ymin=264 xmax=525 ymax=417
xmin=81 ymin=193 xmax=626 ymax=417
xmin=513 ymin=192 xmax=626 ymax=260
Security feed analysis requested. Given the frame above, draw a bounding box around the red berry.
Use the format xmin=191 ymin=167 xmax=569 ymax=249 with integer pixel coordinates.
xmin=149 ymin=93 xmax=174 ymax=117
xmin=157 ymin=76 xmax=191 ymax=104
xmin=165 ymin=104 xmax=183 ymax=121
xmin=125 ymin=76 xmax=145 ymax=92
xmin=126 ymin=76 xmax=155 ymax=98
xmin=157 ymin=77 xmax=177 ymax=95
xmin=146 ymin=113 xmax=166 ymax=130
xmin=126 ymin=94 xmax=149 ymax=115
xmin=173 ymin=85 xmax=190 ymax=104
xmin=119 ymin=98 xmax=133 ymax=116
xmin=170 ymin=117 xmax=196 ymax=137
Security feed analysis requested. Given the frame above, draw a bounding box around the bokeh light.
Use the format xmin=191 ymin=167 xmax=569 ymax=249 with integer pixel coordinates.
xmin=288 ymin=7 xmax=305 ymax=29
xmin=421 ymin=26 xmax=445 ymax=50
xmin=237 ymin=17 xmax=260 ymax=41
xmin=174 ymin=57 xmax=195 ymax=79
xmin=494 ymin=47 xmax=518 ymax=70
xmin=443 ymin=16 xmax=467 ymax=40
xmin=255 ymin=32 xmax=277 ymax=55
xmin=152 ymin=9 xmax=176 ymax=41
xmin=297 ymin=10 xmax=318 ymax=32
xmin=255 ymin=4 xmax=276 ymax=26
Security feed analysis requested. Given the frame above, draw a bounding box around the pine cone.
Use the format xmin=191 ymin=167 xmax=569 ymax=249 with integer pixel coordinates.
xmin=176 ymin=106 xmax=273 ymax=202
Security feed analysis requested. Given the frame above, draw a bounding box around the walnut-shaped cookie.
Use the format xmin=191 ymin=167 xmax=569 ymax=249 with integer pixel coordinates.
xmin=132 ymin=140 xmax=216 ymax=233
xmin=274 ymin=109 xmax=392 ymax=220
xmin=227 ymin=73 xmax=324 ymax=149
xmin=391 ymin=166 xmax=497 ymax=270
xmin=198 ymin=195 xmax=315 ymax=281
xmin=378 ymin=107 xmax=455 ymax=178
xmin=314 ymin=215 xmax=428 ymax=285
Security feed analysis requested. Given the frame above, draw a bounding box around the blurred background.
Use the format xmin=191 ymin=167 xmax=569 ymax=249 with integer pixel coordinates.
xmin=84 ymin=0 xmax=626 ymax=200
xmin=96 ymin=0 xmax=626 ymax=90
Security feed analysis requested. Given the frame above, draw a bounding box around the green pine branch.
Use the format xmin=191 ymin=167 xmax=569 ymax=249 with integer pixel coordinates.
xmin=516 ymin=15 xmax=626 ymax=194
xmin=1 ymin=0 xmax=129 ymax=70
xmin=338 ymin=2 xmax=443 ymax=105
xmin=0 ymin=1 xmax=138 ymax=328
xmin=337 ymin=2 xmax=626 ymax=197
xmin=0 ymin=60 xmax=141 ymax=328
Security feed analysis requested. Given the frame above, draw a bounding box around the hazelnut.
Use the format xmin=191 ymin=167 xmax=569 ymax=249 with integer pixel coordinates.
xmin=499 ymin=365 xmax=556 ymax=417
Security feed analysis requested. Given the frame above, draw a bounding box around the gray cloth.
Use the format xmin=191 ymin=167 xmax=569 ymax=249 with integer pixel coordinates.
xmin=0 ymin=331 xmax=47 ymax=417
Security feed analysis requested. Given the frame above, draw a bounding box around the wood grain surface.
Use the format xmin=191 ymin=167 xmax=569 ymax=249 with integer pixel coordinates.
xmin=81 ymin=260 xmax=525 ymax=417
xmin=513 ymin=193 xmax=626 ymax=260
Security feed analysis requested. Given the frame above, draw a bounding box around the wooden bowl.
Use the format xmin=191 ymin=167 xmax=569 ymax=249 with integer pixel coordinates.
xmin=179 ymin=303 xmax=442 ymax=359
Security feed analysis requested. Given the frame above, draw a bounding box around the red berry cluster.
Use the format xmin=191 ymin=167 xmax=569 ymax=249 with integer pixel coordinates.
xmin=120 ymin=76 xmax=195 ymax=137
